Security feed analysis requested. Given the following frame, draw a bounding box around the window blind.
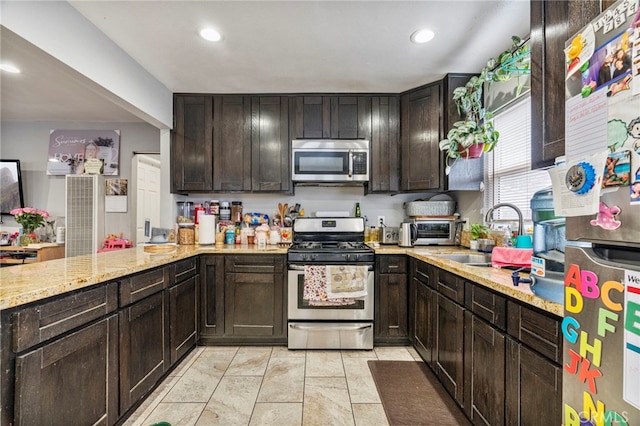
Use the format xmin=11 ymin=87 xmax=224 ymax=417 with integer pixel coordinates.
xmin=483 ymin=95 xmax=551 ymax=224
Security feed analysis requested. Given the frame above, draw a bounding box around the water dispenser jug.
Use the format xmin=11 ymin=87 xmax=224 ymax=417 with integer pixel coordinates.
xmin=529 ymin=187 xmax=565 ymax=304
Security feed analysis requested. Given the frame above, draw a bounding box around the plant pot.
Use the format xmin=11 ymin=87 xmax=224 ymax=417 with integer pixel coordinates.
xmin=459 ymin=143 xmax=484 ymax=159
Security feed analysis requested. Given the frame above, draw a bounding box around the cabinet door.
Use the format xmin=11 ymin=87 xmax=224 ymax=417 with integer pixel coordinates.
xmin=290 ymin=95 xmax=371 ymax=140
xmin=213 ymin=95 xmax=252 ymax=191
xmin=435 ymin=293 xmax=465 ymax=406
xmin=251 ymin=96 xmax=291 ymax=192
xmin=169 ymin=275 xmax=198 ymax=365
xmin=330 ymin=96 xmax=371 ymax=139
xmin=14 ymin=315 xmax=118 ymax=425
xmin=369 ymin=96 xmax=400 ymax=193
xmin=224 ymin=256 xmax=285 ymax=339
xmin=463 ymin=312 xmax=505 ymax=425
xmin=400 ymin=83 xmax=443 ymax=191
xmin=413 ymin=277 xmax=436 ymax=365
xmin=119 ymin=291 xmax=168 ymax=414
xmin=200 ymin=255 xmax=225 ymax=340
xmin=530 ymin=0 xmax=601 ymax=169
xmin=375 ymin=273 xmax=408 ymax=342
xmin=506 ymin=337 xmax=562 ymax=426
xmin=171 ymin=95 xmax=213 ymax=192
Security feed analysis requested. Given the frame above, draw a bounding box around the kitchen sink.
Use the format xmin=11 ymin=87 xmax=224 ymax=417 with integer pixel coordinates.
xmin=431 ymin=253 xmax=493 ymax=266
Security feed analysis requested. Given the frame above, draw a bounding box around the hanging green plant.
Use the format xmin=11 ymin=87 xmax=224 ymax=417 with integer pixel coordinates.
xmin=439 ymin=36 xmax=530 ymax=173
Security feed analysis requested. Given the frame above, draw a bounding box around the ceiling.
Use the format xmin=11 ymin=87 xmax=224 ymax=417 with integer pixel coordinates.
xmin=1 ymin=0 xmax=530 ymax=125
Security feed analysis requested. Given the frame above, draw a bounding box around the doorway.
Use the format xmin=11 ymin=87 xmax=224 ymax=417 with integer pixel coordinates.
xmin=132 ymin=154 xmax=161 ymax=245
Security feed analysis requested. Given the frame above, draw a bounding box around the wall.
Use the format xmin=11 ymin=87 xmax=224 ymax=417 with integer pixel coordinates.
xmin=0 ymin=121 xmax=161 ymax=237
xmin=173 ymin=187 xmax=436 ymax=231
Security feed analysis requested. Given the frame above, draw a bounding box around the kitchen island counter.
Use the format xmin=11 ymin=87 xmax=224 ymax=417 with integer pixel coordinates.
xmin=0 ymin=244 xmax=287 ymax=311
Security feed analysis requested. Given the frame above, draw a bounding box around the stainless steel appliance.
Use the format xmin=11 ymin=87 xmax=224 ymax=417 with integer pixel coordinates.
xmin=411 ymin=217 xmax=463 ymax=245
xmin=291 ymin=139 xmax=369 ymax=183
xmin=380 ymin=226 xmax=399 ymax=245
xmin=398 ymin=222 xmax=417 ymax=247
xmin=562 ymin=2 xmax=639 ymax=423
xmin=287 ymin=217 xmax=375 ymax=349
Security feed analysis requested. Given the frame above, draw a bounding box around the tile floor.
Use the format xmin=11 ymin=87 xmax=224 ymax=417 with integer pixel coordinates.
xmin=123 ymin=345 xmax=424 ymax=426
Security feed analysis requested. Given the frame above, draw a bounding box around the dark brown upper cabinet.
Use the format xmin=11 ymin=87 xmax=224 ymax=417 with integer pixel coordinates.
xmin=171 ymin=95 xmax=214 ymax=193
xmin=400 ymin=83 xmax=443 ymax=191
xmin=213 ymin=95 xmax=252 ymax=191
xmin=251 ymin=96 xmax=292 ymax=193
xmin=530 ymin=0 xmax=602 ymax=169
xmin=369 ymin=96 xmax=400 ymax=193
xmin=290 ymin=95 xmax=372 ymax=140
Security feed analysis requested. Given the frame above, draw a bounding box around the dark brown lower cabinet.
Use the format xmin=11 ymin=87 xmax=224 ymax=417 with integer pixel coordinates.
xmin=119 ymin=291 xmax=169 ymax=414
xmin=463 ymin=312 xmax=505 ymax=425
xmin=200 ymin=255 xmax=225 ymax=342
xmin=435 ymin=293 xmax=465 ymax=406
xmin=224 ymin=255 xmax=285 ymax=340
xmin=506 ymin=337 xmax=562 ymax=425
xmin=14 ymin=315 xmax=118 ymax=425
xmin=375 ymin=255 xmax=408 ymax=344
xmin=412 ymin=276 xmax=436 ymax=365
xmin=169 ymin=274 xmax=198 ymax=364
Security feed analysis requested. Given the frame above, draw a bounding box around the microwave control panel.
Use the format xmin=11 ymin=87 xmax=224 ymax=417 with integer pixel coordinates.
xmin=353 ymin=152 xmax=368 ymax=175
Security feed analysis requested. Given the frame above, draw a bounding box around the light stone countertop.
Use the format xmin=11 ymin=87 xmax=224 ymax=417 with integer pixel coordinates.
xmin=0 ymin=244 xmax=287 ymax=311
xmin=0 ymin=243 xmax=563 ymax=317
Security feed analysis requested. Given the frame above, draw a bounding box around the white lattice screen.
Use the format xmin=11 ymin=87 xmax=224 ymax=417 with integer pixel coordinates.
xmin=65 ymin=175 xmax=104 ymax=257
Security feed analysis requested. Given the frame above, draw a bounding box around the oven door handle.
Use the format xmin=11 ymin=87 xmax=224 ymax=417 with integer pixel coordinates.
xmin=288 ymin=264 xmax=374 ymax=271
xmin=289 ymin=324 xmax=372 ymax=331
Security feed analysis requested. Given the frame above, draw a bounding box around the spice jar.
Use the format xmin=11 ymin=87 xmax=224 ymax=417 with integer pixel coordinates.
xmin=178 ymin=224 xmax=195 ymax=245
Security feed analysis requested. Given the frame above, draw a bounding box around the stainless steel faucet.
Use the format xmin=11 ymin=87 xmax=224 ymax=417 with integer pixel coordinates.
xmin=485 ymin=203 xmax=523 ymax=236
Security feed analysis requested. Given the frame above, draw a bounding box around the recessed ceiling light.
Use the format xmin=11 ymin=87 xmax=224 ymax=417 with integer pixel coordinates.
xmin=200 ymin=28 xmax=222 ymax=42
xmin=410 ymin=29 xmax=435 ymax=44
xmin=0 ymin=63 xmax=21 ymax=74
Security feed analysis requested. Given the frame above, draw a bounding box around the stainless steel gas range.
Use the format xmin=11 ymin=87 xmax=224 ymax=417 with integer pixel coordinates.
xmin=287 ymin=217 xmax=374 ymax=349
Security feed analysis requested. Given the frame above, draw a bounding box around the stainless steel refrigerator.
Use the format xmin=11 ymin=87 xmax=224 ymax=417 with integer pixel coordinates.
xmin=562 ymin=0 xmax=640 ymax=424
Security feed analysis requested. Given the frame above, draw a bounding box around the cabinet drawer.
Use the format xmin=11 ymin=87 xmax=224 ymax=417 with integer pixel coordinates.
xmin=436 ymin=269 xmax=465 ymax=304
xmin=507 ymin=301 xmax=563 ymax=364
xmin=377 ymin=255 xmax=407 ymax=274
xmin=225 ymin=255 xmax=285 ymax=274
xmin=120 ymin=267 xmax=170 ymax=306
xmin=13 ymin=282 xmax=118 ymax=353
xmin=174 ymin=257 xmax=198 ymax=283
xmin=464 ymin=282 xmax=507 ymax=331
xmin=412 ymin=259 xmax=433 ymax=288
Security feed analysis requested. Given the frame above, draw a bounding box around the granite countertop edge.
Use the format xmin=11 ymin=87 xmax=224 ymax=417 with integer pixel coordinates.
xmin=0 ymin=244 xmax=563 ymax=317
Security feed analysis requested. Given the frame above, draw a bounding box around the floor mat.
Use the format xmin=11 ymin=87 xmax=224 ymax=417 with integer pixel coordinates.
xmin=367 ymin=360 xmax=470 ymax=426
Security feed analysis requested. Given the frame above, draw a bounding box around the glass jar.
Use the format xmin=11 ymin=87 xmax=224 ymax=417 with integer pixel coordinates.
xmin=219 ymin=201 xmax=231 ymax=221
xmin=209 ymin=200 xmax=220 ymax=215
xmin=178 ymin=224 xmax=195 ymax=245
xmin=231 ymin=201 xmax=243 ymax=223
xmin=176 ymin=201 xmax=194 ymax=223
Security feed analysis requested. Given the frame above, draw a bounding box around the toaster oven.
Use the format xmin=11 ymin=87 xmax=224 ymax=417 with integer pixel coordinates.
xmin=412 ymin=218 xmax=464 ymax=245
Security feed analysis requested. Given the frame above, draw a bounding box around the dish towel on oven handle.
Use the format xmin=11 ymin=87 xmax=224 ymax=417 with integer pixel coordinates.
xmin=325 ymin=265 xmax=368 ymax=299
xmin=303 ymin=265 xmax=357 ymax=306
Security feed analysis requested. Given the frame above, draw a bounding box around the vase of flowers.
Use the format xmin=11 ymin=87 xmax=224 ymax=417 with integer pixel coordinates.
xmin=11 ymin=207 xmax=50 ymax=244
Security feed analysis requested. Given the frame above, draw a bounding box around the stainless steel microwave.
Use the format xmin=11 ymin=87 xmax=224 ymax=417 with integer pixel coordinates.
xmin=291 ymin=139 xmax=369 ymax=183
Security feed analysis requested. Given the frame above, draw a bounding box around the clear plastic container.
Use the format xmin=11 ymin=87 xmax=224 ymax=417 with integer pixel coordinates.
xmin=530 ymin=187 xmax=565 ymax=272
xmin=176 ymin=201 xmax=194 ymax=223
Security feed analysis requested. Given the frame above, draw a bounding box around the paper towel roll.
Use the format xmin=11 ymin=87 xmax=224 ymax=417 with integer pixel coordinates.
xmin=198 ymin=215 xmax=215 ymax=245
xmin=56 ymin=227 xmax=65 ymax=244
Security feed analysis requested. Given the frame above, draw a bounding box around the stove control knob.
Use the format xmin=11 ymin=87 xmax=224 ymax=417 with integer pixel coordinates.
xmin=310 ymin=254 xmax=317 ymax=261
xmin=345 ymin=253 xmax=351 ymax=261
xmin=300 ymin=254 xmax=308 ymax=261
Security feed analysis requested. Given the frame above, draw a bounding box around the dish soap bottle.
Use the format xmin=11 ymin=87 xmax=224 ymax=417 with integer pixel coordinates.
xmin=355 ymin=202 xmax=361 ymax=218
